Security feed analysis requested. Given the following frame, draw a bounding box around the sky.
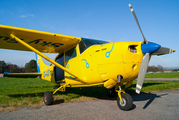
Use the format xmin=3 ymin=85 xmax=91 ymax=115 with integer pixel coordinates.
xmin=0 ymin=0 xmax=178 ymax=68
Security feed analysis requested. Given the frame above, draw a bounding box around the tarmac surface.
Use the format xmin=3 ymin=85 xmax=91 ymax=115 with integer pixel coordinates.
xmin=0 ymin=89 xmax=179 ymax=120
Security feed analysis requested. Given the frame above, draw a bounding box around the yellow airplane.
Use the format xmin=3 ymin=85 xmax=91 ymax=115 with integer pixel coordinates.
xmin=0 ymin=4 xmax=175 ymax=111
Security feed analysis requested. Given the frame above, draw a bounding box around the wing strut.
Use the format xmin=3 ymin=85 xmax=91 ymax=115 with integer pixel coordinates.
xmin=10 ymin=34 xmax=87 ymax=84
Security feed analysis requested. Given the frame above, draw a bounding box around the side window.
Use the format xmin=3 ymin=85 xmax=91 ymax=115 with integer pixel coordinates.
xmin=79 ymin=41 xmax=87 ymax=54
xmin=65 ymin=47 xmax=76 ymax=61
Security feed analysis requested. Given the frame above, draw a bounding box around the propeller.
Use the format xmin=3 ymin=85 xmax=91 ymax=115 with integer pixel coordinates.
xmin=129 ymin=4 xmax=148 ymax=44
xmin=152 ymin=47 xmax=175 ymax=55
xmin=136 ymin=53 xmax=149 ymax=94
xmin=128 ymin=4 xmax=175 ymax=94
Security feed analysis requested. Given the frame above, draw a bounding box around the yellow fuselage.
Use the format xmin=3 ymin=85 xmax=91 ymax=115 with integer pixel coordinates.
xmin=64 ymin=41 xmax=144 ymax=87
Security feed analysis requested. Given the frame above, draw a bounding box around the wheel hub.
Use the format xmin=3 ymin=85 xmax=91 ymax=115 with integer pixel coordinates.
xmin=120 ymin=98 xmax=126 ymax=107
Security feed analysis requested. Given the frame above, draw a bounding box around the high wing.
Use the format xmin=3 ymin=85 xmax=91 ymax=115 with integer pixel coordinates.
xmin=0 ymin=25 xmax=81 ymax=53
xmin=0 ymin=24 xmax=87 ymax=83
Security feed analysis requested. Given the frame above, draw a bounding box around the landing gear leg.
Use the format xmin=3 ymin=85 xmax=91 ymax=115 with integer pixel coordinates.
xmin=53 ymin=84 xmax=66 ymax=94
xmin=116 ymin=87 xmax=133 ymax=111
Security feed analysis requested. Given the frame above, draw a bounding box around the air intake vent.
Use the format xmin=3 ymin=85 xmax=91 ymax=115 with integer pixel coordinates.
xmin=129 ymin=45 xmax=137 ymax=53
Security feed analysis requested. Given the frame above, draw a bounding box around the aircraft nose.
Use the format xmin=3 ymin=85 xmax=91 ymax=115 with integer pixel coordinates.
xmin=141 ymin=42 xmax=161 ymax=54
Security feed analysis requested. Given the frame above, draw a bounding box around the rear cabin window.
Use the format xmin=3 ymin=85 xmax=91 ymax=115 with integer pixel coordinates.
xmin=65 ymin=47 xmax=76 ymax=61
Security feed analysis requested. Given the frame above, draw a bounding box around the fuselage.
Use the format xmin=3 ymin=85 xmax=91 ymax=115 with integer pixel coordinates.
xmin=64 ymin=41 xmax=144 ymax=87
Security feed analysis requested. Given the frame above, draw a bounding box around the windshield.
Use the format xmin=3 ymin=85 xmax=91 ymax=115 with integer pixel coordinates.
xmin=79 ymin=38 xmax=109 ymax=54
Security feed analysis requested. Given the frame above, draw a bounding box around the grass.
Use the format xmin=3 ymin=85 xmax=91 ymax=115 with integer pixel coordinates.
xmin=0 ymin=72 xmax=179 ymax=112
xmin=0 ymin=77 xmax=107 ymax=112
xmin=145 ymin=72 xmax=179 ymax=78
xmin=123 ymin=80 xmax=179 ymax=95
xmin=0 ymin=77 xmax=54 ymax=108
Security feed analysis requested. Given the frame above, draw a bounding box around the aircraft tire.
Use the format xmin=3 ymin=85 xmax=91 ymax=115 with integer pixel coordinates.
xmin=107 ymin=87 xmax=117 ymax=98
xmin=44 ymin=91 xmax=53 ymax=105
xmin=117 ymin=93 xmax=133 ymax=111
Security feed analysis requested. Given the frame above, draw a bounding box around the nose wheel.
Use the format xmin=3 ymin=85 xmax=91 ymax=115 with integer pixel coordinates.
xmin=115 ymin=86 xmax=133 ymax=111
xmin=117 ymin=92 xmax=133 ymax=111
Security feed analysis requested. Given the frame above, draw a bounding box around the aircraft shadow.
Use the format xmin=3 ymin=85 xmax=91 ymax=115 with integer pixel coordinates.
xmin=132 ymin=92 xmax=168 ymax=109
xmin=8 ymin=82 xmax=167 ymax=108
xmin=53 ymin=99 xmax=65 ymax=105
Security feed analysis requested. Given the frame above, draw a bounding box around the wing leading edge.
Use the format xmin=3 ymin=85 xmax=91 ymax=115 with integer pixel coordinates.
xmin=0 ymin=25 xmax=81 ymax=53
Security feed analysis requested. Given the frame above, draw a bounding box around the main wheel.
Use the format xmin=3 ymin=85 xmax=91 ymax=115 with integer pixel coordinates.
xmin=117 ymin=93 xmax=133 ymax=111
xmin=107 ymin=87 xmax=117 ymax=98
xmin=44 ymin=91 xmax=53 ymax=105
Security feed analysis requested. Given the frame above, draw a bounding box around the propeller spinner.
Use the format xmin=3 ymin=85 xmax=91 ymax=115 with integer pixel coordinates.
xmin=128 ymin=4 xmax=175 ymax=94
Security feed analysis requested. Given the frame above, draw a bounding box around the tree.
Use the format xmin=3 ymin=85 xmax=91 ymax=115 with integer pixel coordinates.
xmin=147 ymin=65 xmax=156 ymax=71
xmin=173 ymin=69 xmax=179 ymax=71
xmin=147 ymin=65 xmax=159 ymax=71
xmin=157 ymin=65 xmax=164 ymax=71
xmin=25 ymin=59 xmax=37 ymax=72
xmin=147 ymin=65 xmax=164 ymax=72
xmin=19 ymin=67 xmax=29 ymax=73
xmin=0 ymin=61 xmax=7 ymax=73
xmin=4 ymin=63 xmax=21 ymax=73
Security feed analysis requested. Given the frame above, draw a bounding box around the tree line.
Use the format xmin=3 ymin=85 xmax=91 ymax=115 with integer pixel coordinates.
xmin=147 ymin=65 xmax=179 ymax=72
xmin=0 ymin=60 xmax=37 ymax=73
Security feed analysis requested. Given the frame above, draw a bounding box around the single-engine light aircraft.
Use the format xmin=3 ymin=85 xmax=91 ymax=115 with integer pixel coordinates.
xmin=0 ymin=4 xmax=175 ymax=110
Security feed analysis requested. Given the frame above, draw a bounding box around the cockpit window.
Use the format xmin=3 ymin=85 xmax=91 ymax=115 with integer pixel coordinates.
xmin=79 ymin=38 xmax=109 ymax=54
xmin=79 ymin=40 xmax=87 ymax=54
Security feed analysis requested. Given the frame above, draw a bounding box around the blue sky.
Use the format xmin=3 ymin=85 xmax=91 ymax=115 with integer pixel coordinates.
xmin=0 ymin=0 xmax=178 ymax=68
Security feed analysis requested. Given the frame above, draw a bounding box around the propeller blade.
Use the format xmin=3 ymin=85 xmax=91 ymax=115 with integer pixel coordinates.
xmin=136 ymin=53 xmax=150 ymax=94
xmin=152 ymin=47 xmax=175 ymax=55
xmin=129 ymin=4 xmax=148 ymax=44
